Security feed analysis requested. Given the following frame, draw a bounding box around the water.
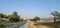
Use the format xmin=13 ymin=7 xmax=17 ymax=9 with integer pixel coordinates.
xmin=6 ymin=22 xmax=28 ymax=28
xmin=19 ymin=22 xmax=28 ymax=28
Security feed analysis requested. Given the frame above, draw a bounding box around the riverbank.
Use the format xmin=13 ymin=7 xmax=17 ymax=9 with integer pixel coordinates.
xmin=0 ymin=20 xmax=27 ymax=28
xmin=6 ymin=21 xmax=27 ymax=28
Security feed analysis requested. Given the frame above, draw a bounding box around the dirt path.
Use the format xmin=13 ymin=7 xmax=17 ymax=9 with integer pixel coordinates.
xmin=28 ymin=20 xmax=49 ymax=28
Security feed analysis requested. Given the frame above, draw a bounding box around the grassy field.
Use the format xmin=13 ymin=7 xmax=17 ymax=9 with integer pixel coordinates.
xmin=38 ymin=22 xmax=60 ymax=28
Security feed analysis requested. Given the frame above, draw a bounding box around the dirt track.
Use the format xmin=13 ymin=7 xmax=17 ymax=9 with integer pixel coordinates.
xmin=28 ymin=20 xmax=49 ymax=28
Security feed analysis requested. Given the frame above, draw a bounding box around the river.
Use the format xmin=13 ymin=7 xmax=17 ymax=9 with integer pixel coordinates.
xmin=19 ymin=22 xmax=28 ymax=28
xmin=6 ymin=22 xmax=28 ymax=28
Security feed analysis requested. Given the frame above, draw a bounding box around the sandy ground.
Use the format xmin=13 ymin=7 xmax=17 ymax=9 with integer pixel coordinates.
xmin=28 ymin=20 xmax=49 ymax=28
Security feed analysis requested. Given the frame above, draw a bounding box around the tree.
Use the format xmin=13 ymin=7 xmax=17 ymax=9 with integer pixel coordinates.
xmin=9 ymin=11 xmax=20 ymax=22
xmin=8 ymin=15 xmax=11 ymax=19
xmin=51 ymin=11 xmax=60 ymax=23
xmin=33 ymin=16 xmax=40 ymax=21
xmin=0 ymin=13 xmax=7 ymax=19
xmin=0 ymin=13 xmax=4 ymax=18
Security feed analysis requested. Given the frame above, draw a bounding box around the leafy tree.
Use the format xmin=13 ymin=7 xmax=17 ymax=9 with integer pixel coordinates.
xmin=0 ymin=13 xmax=7 ymax=19
xmin=33 ymin=16 xmax=40 ymax=21
xmin=0 ymin=13 xmax=6 ymax=21
xmin=9 ymin=11 xmax=20 ymax=22
xmin=51 ymin=11 xmax=60 ymax=23
xmin=0 ymin=13 xmax=7 ymax=23
xmin=7 ymin=15 xmax=11 ymax=19
xmin=0 ymin=13 xmax=4 ymax=18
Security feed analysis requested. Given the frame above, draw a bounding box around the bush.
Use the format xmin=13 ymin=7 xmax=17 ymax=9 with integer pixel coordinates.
xmin=9 ymin=18 xmax=20 ymax=22
xmin=0 ymin=23 xmax=6 ymax=28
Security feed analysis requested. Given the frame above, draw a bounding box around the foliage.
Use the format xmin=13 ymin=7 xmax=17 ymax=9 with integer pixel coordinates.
xmin=51 ymin=11 xmax=60 ymax=19
xmin=7 ymin=15 xmax=11 ymax=19
xmin=51 ymin=11 xmax=60 ymax=28
xmin=31 ymin=16 xmax=40 ymax=21
xmin=0 ymin=23 xmax=6 ymax=28
xmin=34 ymin=16 xmax=40 ymax=21
xmin=51 ymin=11 xmax=60 ymax=22
xmin=9 ymin=11 xmax=20 ymax=22
xmin=9 ymin=18 xmax=20 ymax=22
xmin=0 ymin=13 xmax=8 ymax=22
xmin=11 ymin=11 xmax=20 ymax=19
xmin=0 ymin=11 xmax=26 ymax=28
xmin=0 ymin=11 xmax=20 ymax=22
xmin=0 ymin=13 xmax=7 ymax=18
xmin=0 ymin=13 xmax=4 ymax=18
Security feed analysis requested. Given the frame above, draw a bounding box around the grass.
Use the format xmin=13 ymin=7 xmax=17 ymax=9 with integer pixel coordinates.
xmin=38 ymin=22 xmax=60 ymax=28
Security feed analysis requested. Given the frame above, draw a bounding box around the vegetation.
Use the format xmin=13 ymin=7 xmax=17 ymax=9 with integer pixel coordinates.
xmin=0 ymin=11 xmax=26 ymax=28
xmin=30 ymin=16 xmax=40 ymax=21
xmin=0 ymin=13 xmax=8 ymax=21
xmin=38 ymin=22 xmax=60 ymax=28
xmin=0 ymin=11 xmax=60 ymax=28
xmin=51 ymin=11 xmax=60 ymax=28
xmin=51 ymin=11 xmax=60 ymax=23
xmin=38 ymin=11 xmax=60 ymax=28
xmin=9 ymin=11 xmax=20 ymax=22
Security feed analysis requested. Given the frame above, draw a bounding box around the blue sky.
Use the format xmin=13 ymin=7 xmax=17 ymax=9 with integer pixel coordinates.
xmin=0 ymin=0 xmax=60 ymax=19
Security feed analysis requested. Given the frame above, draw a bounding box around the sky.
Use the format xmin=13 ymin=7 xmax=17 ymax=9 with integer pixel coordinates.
xmin=0 ymin=0 xmax=60 ymax=19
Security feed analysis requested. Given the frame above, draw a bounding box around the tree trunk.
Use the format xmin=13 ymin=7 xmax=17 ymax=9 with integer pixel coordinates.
xmin=54 ymin=17 xmax=56 ymax=23
xmin=54 ymin=16 xmax=58 ymax=28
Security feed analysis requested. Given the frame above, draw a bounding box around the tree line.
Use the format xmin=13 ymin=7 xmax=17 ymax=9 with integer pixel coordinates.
xmin=0 ymin=11 xmax=60 ymax=22
xmin=0 ymin=11 xmax=20 ymax=22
